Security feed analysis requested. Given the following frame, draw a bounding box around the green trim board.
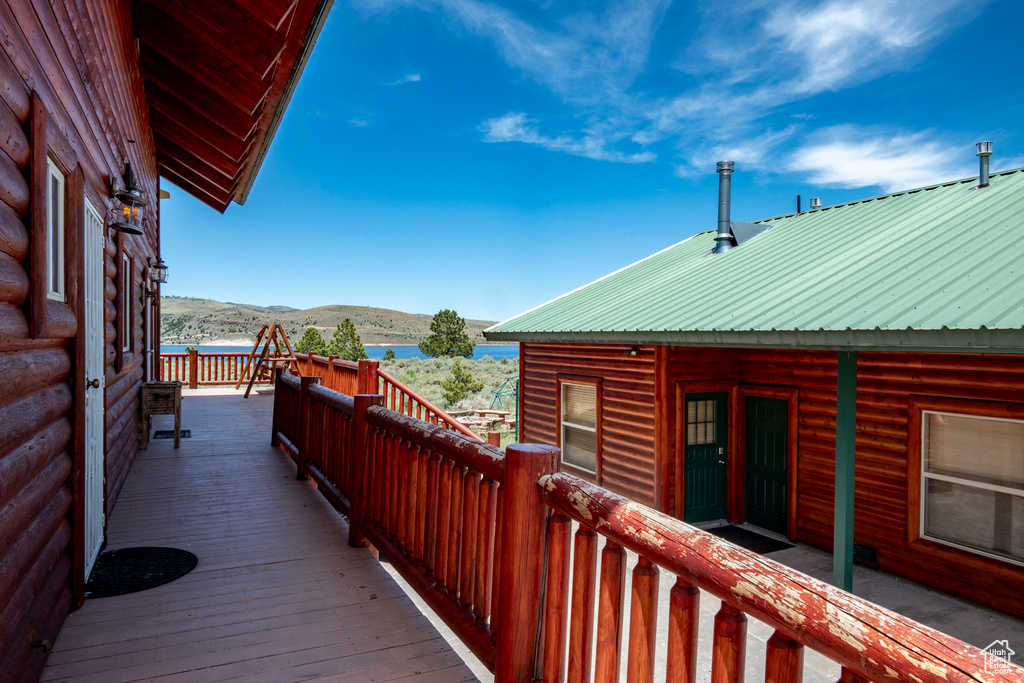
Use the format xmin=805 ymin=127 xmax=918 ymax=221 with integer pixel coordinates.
xmin=486 ymin=168 xmax=1024 ymax=353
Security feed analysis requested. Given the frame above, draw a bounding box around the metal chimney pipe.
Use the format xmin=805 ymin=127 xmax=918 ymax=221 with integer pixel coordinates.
xmin=714 ymin=161 xmax=735 ymax=254
xmin=977 ymin=141 xmax=993 ymax=188
xmin=810 ymin=197 xmax=821 ymax=210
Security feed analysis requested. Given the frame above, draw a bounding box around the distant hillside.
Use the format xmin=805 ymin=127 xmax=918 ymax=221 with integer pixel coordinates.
xmin=160 ymin=297 xmax=498 ymax=347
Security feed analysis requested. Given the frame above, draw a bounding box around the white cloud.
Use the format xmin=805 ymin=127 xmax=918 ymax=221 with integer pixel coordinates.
xmin=786 ymin=126 xmax=972 ymax=193
xmin=482 ymin=112 xmax=655 ymax=164
xmin=359 ymin=0 xmax=988 ymax=188
xmin=385 ymin=73 xmax=422 ymax=85
xmin=348 ymin=118 xmax=370 ymax=127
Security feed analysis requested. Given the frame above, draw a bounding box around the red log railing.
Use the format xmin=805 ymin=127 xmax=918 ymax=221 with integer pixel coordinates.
xmin=293 ymin=352 xmax=480 ymax=440
xmin=271 ymin=375 xmax=1023 ymax=683
xmin=161 ymin=350 xmax=274 ymax=388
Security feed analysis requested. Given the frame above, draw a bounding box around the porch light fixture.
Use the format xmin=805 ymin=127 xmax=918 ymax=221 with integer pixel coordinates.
xmin=143 ymin=284 xmax=157 ymax=302
xmin=107 ymin=160 xmax=148 ymax=235
xmin=149 ymin=256 xmax=168 ymax=284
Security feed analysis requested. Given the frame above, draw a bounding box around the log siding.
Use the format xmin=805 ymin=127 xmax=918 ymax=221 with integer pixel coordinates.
xmin=0 ymin=2 xmax=157 ymax=679
xmin=521 ymin=343 xmax=658 ymax=506
xmin=521 ymin=343 xmax=1024 ymax=618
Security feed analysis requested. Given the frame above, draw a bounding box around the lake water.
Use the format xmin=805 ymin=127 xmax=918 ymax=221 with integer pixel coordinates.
xmin=160 ymin=344 xmax=519 ymax=361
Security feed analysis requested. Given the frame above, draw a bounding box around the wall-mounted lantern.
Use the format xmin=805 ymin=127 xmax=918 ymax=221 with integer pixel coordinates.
xmin=149 ymin=256 xmax=168 ymax=284
xmin=107 ymin=160 xmax=148 ymax=235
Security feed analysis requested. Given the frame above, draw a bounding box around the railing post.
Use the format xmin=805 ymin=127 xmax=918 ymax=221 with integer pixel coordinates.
xmin=358 ymin=359 xmax=379 ymax=394
xmin=327 ymin=355 xmax=337 ymax=390
xmin=494 ymin=443 xmax=558 ymax=683
xmin=487 ymin=431 xmax=501 ymax=448
xmin=188 ymin=348 xmax=198 ymax=389
xmin=297 ymin=375 xmax=319 ymax=480
xmin=271 ymin=366 xmax=284 ymax=447
xmin=349 ymin=393 xmax=384 ymax=548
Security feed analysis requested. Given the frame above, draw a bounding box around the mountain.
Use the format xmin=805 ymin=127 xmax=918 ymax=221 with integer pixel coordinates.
xmin=160 ymin=297 xmax=498 ymax=347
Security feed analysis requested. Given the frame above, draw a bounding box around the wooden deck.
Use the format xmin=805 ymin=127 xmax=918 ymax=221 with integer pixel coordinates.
xmin=41 ymin=388 xmax=478 ymax=683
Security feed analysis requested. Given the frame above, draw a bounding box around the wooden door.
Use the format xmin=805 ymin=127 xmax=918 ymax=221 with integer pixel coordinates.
xmin=745 ymin=396 xmax=788 ymax=535
xmin=683 ymin=392 xmax=728 ymax=523
xmin=83 ymin=200 xmax=106 ymax=578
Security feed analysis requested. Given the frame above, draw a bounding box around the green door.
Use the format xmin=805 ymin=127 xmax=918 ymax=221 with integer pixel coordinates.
xmin=745 ymin=396 xmax=788 ymax=535
xmin=683 ymin=392 xmax=728 ymax=523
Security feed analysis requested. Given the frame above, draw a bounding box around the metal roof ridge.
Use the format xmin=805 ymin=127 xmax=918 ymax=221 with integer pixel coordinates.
xmin=753 ymin=165 xmax=1024 ymax=225
xmin=484 ymin=230 xmax=709 ymax=333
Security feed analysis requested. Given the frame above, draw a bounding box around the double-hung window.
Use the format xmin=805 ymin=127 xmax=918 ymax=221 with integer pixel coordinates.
xmin=921 ymin=410 xmax=1024 ymax=564
xmin=560 ymin=381 xmax=599 ymax=474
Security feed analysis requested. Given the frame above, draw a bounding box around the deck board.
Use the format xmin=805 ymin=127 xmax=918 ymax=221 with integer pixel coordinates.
xmin=41 ymin=388 xmax=479 ymax=683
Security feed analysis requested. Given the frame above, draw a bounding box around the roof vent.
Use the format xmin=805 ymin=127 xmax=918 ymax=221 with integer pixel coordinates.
xmin=809 ymin=197 xmax=821 ymax=210
xmin=711 ymin=161 xmax=771 ymax=253
xmin=977 ymin=141 xmax=993 ymax=188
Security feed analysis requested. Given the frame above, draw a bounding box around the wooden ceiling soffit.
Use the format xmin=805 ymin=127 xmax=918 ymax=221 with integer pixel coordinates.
xmin=160 ymin=155 xmax=238 ymax=198
xmin=147 ymin=90 xmax=255 ymax=161
xmin=149 ymin=110 xmax=247 ymax=175
xmin=160 ymin=165 xmax=232 ymax=212
xmin=237 ymin=0 xmax=300 ymax=32
xmin=134 ymin=2 xmax=269 ymax=115
xmin=153 ymin=134 xmax=242 ymax=192
xmin=141 ymin=51 xmax=260 ymax=141
xmin=148 ymin=0 xmax=287 ymax=80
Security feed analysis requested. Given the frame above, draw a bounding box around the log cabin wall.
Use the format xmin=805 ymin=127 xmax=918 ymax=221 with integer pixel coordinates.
xmin=0 ymin=2 xmax=156 ymax=680
xmin=664 ymin=346 xmax=1024 ymax=618
xmin=520 ymin=343 xmax=658 ymax=505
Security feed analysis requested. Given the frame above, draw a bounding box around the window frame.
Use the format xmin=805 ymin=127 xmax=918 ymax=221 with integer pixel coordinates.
xmin=30 ymin=91 xmax=79 ymax=338
xmin=908 ymin=395 xmax=1024 ymax=567
xmin=556 ymin=375 xmax=602 ymax=481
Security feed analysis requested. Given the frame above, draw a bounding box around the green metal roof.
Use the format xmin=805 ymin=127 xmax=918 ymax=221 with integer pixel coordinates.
xmin=485 ymin=168 xmax=1024 ymax=353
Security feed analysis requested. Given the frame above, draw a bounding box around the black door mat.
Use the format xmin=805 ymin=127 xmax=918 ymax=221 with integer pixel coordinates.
xmin=154 ymin=429 xmax=190 ymax=439
xmin=85 ymin=547 xmax=198 ymax=598
xmin=706 ymin=525 xmax=794 ymax=554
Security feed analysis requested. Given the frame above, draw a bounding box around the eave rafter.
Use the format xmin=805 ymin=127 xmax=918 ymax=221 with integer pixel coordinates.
xmin=133 ymin=0 xmax=327 ymax=212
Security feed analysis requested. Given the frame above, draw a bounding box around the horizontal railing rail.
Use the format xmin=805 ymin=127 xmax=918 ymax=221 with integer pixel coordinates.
xmin=536 ymin=472 xmax=1018 ymax=683
xmin=292 ymin=352 xmax=481 ymax=440
xmin=377 ymin=368 xmax=482 ymax=440
xmin=161 ymin=350 xmax=273 ymax=388
xmin=270 ymin=374 xmax=1022 ymax=683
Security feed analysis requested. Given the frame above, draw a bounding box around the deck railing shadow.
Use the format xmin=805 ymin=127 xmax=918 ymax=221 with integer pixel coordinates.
xmin=271 ymin=369 xmax=1021 ymax=683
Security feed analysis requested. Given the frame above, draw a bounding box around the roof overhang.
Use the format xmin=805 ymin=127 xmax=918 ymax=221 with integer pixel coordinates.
xmin=133 ymin=0 xmax=333 ymax=212
xmin=483 ymin=328 xmax=1024 ymax=354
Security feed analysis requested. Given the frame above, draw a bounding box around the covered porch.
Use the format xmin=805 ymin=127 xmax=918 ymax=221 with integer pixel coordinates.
xmin=40 ymin=388 xmax=476 ymax=682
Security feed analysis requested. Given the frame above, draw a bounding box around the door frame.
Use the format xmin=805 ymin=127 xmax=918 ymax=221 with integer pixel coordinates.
xmin=738 ymin=385 xmax=799 ymax=539
xmin=674 ymin=380 xmax=739 ymax=520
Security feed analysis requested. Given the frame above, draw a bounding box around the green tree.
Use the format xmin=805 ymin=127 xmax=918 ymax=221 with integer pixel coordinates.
xmin=383 ymin=348 xmax=396 ymax=361
xmin=327 ymin=318 xmax=368 ymax=361
xmin=419 ymin=309 xmax=474 ymax=358
xmin=294 ymin=327 xmax=327 ymax=355
xmin=440 ymin=358 xmax=484 ymax=407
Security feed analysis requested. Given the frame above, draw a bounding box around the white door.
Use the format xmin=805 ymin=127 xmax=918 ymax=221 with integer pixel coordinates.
xmin=83 ymin=199 xmax=106 ymax=578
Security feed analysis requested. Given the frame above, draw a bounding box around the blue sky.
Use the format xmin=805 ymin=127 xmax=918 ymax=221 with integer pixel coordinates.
xmin=160 ymin=0 xmax=1023 ymax=323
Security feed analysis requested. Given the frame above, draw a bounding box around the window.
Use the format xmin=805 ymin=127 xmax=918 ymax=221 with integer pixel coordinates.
xmin=46 ymin=158 xmax=65 ymax=301
xmin=560 ymin=381 xmax=599 ymax=473
xmin=921 ymin=410 xmax=1024 ymax=564
xmin=686 ymin=398 xmax=716 ymax=445
xmin=121 ymin=253 xmax=131 ymax=353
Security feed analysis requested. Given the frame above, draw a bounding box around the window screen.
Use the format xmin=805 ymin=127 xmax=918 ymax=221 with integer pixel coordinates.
xmin=922 ymin=411 xmax=1024 ymax=563
xmin=561 ymin=382 xmax=597 ymax=473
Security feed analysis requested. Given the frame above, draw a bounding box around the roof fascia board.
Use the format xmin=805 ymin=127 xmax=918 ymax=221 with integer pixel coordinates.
xmin=483 ymin=328 xmax=1024 ymax=354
